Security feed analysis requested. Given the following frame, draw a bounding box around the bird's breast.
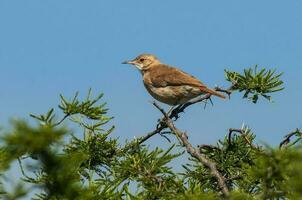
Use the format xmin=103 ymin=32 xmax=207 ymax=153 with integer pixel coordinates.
xmin=142 ymin=72 xmax=202 ymax=105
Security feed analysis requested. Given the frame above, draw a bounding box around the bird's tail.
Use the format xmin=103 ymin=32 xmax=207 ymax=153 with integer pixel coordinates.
xmin=200 ymin=87 xmax=226 ymax=99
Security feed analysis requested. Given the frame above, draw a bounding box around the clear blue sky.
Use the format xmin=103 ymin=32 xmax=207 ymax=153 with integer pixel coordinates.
xmin=1 ymin=0 xmax=302 ymax=149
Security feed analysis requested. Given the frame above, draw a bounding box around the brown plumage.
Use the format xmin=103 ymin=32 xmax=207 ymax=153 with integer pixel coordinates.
xmin=122 ymin=54 xmax=225 ymax=105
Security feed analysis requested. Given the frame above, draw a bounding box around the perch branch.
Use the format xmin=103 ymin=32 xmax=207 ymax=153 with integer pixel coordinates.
xmin=135 ymin=85 xmax=234 ymax=145
xmin=152 ymin=102 xmax=230 ymax=197
xmin=124 ymin=84 xmax=235 ymax=193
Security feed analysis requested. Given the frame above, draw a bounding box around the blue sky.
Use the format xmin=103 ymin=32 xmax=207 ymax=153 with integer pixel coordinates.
xmin=1 ymin=0 xmax=302 ymax=150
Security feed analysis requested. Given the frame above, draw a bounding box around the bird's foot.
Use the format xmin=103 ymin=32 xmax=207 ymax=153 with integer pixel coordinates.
xmin=170 ymin=104 xmax=183 ymax=120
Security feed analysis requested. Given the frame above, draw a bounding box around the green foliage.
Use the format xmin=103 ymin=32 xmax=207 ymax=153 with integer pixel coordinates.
xmin=0 ymin=67 xmax=300 ymax=200
xmin=3 ymin=121 xmax=66 ymax=160
xmin=225 ymin=66 xmax=284 ymax=103
xmin=249 ymin=148 xmax=302 ymax=199
xmin=183 ymin=127 xmax=259 ymax=193
xmin=114 ymin=145 xmax=184 ymax=199
xmin=59 ymin=89 xmax=109 ymax=120
xmin=1 ymin=183 xmax=27 ymax=200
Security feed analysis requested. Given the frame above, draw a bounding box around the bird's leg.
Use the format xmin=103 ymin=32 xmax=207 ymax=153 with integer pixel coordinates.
xmin=167 ymin=106 xmax=175 ymax=116
xmin=203 ymin=97 xmax=214 ymax=109
xmin=209 ymin=97 xmax=214 ymax=106
xmin=170 ymin=104 xmax=183 ymax=120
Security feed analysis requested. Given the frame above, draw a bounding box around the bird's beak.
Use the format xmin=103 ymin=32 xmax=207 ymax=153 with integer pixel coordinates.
xmin=122 ymin=60 xmax=136 ymax=65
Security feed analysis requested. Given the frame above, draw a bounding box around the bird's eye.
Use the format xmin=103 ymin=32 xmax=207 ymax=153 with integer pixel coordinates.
xmin=139 ymin=58 xmax=145 ymax=62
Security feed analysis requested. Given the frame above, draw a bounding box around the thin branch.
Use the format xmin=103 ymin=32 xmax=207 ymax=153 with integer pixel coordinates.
xmin=228 ymin=128 xmax=257 ymax=150
xmin=198 ymin=144 xmax=222 ymax=152
xmin=122 ymin=126 xmax=167 ymax=152
xmin=170 ymin=85 xmax=234 ymax=120
xmin=134 ymin=85 xmax=234 ymax=146
xmin=279 ymin=128 xmax=302 ymax=149
xmin=152 ymin=101 xmax=169 ymax=118
xmin=53 ymin=113 xmax=70 ymax=127
xmin=17 ymin=157 xmax=33 ymax=180
xmin=159 ymin=132 xmax=172 ymax=143
xmin=152 ymin=102 xmax=230 ymax=197
xmin=215 ymin=86 xmax=233 ymax=98
xmin=138 ymin=123 xmax=167 ymax=145
xmin=170 ymin=94 xmax=212 ymax=120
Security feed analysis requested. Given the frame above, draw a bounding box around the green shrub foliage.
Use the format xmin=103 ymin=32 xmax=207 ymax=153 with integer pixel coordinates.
xmin=0 ymin=67 xmax=300 ymax=200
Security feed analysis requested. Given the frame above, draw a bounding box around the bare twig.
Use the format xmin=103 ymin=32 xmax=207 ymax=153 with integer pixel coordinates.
xmin=17 ymin=157 xmax=33 ymax=180
xmin=170 ymin=85 xmax=234 ymax=120
xmin=228 ymin=128 xmax=257 ymax=150
xmin=159 ymin=132 xmax=172 ymax=143
xmin=138 ymin=122 xmax=167 ymax=145
xmin=279 ymin=128 xmax=302 ymax=149
xmin=134 ymin=85 xmax=234 ymax=146
xmin=122 ymin=123 xmax=168 ymax=152
xmin=53 ymin=114 xmax=70 ymax=127
xmin=152 ymin=101 xmax=169 ymax=118
xmin=215 ymin=86 xmax=233 ymax=97
xmin=170 ymin=94 xmax=212 ymax=120
xmin=198 ymin=144 xmax=222 ymax=152
xmin=153 ymin=102 xmax=230 ymax=197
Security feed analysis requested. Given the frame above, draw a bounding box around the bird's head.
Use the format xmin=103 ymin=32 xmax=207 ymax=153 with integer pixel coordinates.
xmin=122 ymin=54 xmax=160 ymax=71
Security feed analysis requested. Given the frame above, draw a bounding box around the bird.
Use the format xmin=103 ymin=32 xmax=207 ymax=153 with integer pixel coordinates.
xmin=122 ymin=54 xmax=225 ymax=106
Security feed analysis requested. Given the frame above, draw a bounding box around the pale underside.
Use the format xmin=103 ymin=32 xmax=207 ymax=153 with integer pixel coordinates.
xmin=137 ymin=63 xmax=215 ymax=105
xmin=144 ymin=84 xmax=202 ymax=105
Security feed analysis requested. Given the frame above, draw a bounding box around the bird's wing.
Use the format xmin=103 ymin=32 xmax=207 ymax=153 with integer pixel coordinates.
xmin=150 ymin=64 xmax=206 ymax=88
